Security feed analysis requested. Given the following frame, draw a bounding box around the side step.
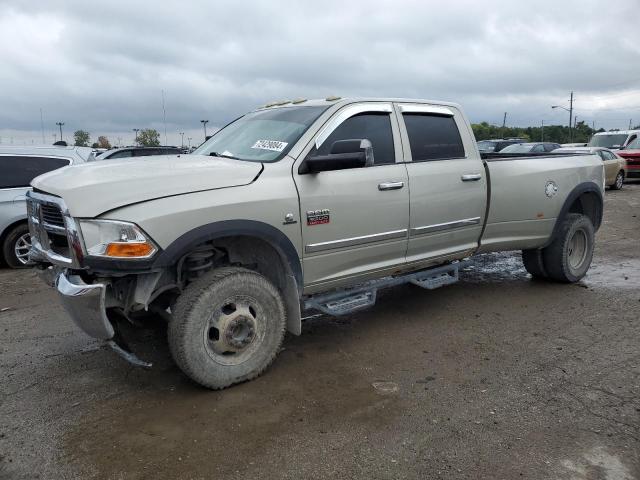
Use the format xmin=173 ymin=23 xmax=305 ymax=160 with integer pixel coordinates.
xmin=304 ymin=260 xmax=467 ymax=316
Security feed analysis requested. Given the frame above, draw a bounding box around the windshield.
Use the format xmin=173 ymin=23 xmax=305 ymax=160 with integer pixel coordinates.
xmin=588 ymin=134 xmax=628 ymax=148
xmin=625 ymin=137 xmax=640 ymax=149
xmin=193 ymin=106 xmax=328 ymax=162
xmin=477 ymin=141 xmax=496 ymax=152
xmin=500 ymin=144 xmax=534 ymax=153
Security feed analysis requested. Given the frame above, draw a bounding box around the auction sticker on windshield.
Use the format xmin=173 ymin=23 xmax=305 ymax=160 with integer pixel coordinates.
xmin=252 ymin=140 xmax=288 ymax=152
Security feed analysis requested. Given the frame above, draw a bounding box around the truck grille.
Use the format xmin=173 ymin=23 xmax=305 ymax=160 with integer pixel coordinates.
xmin=40 ymin=204 xmax=65 ymax=227
xmin=26 ymin=192 xmax=79 ymax=267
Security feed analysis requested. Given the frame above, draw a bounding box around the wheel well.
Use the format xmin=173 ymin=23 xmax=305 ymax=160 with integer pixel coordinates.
xmin=567 ymin=192 xmax=602 ymax=230
xmin=178 ymin=235 xmax=302 ymax=335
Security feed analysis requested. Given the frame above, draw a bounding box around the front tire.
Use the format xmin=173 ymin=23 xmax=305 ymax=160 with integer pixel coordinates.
xmin=610 ymin=171 xmax=624 ymax=190
xmin=169 ymin=267 xmax=286 ymax=390
xmin=2 ymin=223 xmax=31 ymax=268
xmin=542 ymin=214 xmax=595 ymax=283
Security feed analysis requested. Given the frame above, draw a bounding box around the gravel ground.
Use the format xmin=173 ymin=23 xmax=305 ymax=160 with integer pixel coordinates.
xmin=1 ymin=182 xmax=639 ymax=480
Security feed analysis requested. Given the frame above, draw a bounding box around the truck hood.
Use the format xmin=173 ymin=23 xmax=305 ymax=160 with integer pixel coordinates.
xmin=32 ymin=155 xmax=263 ymax=217
xmin=618 ymin=149 xmax=640 ymax=159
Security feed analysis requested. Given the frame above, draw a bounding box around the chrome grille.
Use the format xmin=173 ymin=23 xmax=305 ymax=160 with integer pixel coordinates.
xmin=40 ymin=204 xmax=65 ymax=227
xmin=26 ymin=191 xmax=82 ymax=267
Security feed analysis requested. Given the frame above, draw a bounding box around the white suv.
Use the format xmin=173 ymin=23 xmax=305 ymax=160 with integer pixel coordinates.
xmin=0 ymin=146 xmax=92 ymax=268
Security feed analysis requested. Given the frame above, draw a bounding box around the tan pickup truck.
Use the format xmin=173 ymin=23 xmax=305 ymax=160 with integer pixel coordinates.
xmin=27 ymin=97 xmax=604 ymax=389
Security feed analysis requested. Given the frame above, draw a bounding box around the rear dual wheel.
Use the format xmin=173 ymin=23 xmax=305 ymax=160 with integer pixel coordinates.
xmin=522 ymin=213 xmax=594 ymax=283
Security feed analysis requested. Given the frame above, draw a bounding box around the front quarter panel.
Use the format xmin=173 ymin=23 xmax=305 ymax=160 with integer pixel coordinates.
xmin=100 ymin=159 xmax=303 ymax=260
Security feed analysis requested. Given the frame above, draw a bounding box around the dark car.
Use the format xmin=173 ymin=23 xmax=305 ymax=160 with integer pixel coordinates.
xmin=95 ymin=146 xmax=183 ymax=160
xmin=477 ymin=138 xmax=527 ymax=153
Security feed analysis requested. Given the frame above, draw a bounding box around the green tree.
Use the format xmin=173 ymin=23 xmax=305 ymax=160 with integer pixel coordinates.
xmin=73 ymin=130 xmax=90 ymax=147
xmin=137 ymin=129 xmax=160 ymax=147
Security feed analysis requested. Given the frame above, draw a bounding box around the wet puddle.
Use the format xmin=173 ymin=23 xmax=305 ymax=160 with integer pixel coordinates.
xmin=461 ymin=252 xmax=640 ymax=290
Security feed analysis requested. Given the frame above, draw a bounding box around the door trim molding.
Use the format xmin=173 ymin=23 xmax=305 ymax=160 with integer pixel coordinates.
xmin=305 ymin=229 xmax=407 ymax=254
xmin=410 ymin=217 xmax=481 ymax=236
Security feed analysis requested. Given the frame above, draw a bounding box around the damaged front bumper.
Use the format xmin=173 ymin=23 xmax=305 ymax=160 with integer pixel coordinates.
xmin=37 ymin=268 xmax=152 ymax=368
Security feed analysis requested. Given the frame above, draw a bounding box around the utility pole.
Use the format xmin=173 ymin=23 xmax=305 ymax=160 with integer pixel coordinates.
xmin=200 ymin=120 xmax=209 ymax=139
xmin=551 ymin=91 xmax=574 ymax=142
xmin=569 ymin=91 xmax=574 ymax=143
xmin=40 ymin=108 xmax=45 ymax=144
xmin=132 ymin=128 xmax=140 ymax=146
xmin=56 ymin=122 xmax=64 ymax=142
xmin=161 ymin=90 xmax=168 ymax=146
xmin=179 ymin=132 xmax=185 ymax=148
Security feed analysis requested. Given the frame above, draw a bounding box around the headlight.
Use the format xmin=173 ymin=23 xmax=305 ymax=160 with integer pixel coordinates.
xmin=79 ymin=219 xmax=157 ymax=259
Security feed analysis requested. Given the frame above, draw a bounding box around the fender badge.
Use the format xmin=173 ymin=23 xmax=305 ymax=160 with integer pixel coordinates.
xmin=307 ymin=209 xmax=330 ymax=226
xmin=545 ymin=181 xmax=558 ymax=198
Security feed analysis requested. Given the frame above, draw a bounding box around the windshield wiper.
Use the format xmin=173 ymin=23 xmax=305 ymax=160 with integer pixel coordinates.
xmin=209 ymin=151 xmax=240 ymax=160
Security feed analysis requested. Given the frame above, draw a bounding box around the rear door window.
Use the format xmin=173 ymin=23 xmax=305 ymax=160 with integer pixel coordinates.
xmin=0 ymin=156 xmax=70 ymax=188
xmin=532 ymin=144 xmax=545 ymax=153
xmin=402 ymin=114 xmax=465 ymax=161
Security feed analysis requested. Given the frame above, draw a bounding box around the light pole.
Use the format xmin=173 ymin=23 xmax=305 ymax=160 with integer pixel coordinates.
xmin=132 ymin=128 xmax=140 ymax=146
xmin=56 ymin=122 xmax=64 ymax=142
xmin=200 ymin=120 xmax=209 ymax=140
xmin=552 ymin=91 xmax=574 ymax=142
xmin=187 ymin=137 xmax=192 ymax=149
xmin=179 ymin=132 xmax=185 ymax=149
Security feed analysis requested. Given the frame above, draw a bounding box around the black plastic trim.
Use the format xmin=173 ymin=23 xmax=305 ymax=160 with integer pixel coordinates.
xmin=542 ymin=182 xmax=603 ymax=248
xmin=150 ymin=220 xmax=303 ymax=288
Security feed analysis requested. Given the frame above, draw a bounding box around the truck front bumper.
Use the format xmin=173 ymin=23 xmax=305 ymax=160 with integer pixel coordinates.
xmin=55 ymin=272 xmax=115 ymax=340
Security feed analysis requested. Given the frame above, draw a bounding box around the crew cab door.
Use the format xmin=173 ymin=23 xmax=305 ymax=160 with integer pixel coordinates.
xmin=395 ymin=103 xmax=487 ymax=263
xmin=294 ymin=103 xmax=409 ymax=289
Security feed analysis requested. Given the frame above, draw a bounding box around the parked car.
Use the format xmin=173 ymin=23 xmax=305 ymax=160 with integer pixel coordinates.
xmin=552 ymin=147 xmax=627 ymax=189
xmin=499 ymin=142 xmax=562 ymax=154
xmin=616 ymin=136 xmax=640 ymax=178
xmin=95 ymin=146 xmax=182 ymax=160
xmin=477 ymin=138 xmax=527 ymax=153
xmin=28 ymin=97 xmax=603 ymax=389
xmin=0 ymin=146 xmax=93 ymax=268
xmin=588 ymin=130 xmax=640 ymax=150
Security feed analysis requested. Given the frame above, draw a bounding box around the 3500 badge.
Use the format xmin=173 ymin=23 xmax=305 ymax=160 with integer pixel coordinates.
xmin=306 ymin=209 xmax=330 ymax=226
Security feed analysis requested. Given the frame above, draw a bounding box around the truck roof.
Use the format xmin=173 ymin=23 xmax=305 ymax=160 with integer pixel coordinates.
xmin=256 ymin=97 xmax=463 ymax=111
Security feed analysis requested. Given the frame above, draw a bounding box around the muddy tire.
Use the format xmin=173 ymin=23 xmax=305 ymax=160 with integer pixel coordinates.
xmin=610 ymin=171 xmax=624 ymax=190
xmin=168 ymin=267 xmax=286 ymax=390
xmin=2 ymin=223 xmax=31 ymax=269
xmin=522 ymin=249 xmax=547 ymax=278
xmin=542 ymin=214 xmax=594 ymax=283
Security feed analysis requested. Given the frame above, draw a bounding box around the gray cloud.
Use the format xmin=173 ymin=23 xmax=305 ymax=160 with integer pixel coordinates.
xmin=1 ymin=0 xmax=639 ymax=146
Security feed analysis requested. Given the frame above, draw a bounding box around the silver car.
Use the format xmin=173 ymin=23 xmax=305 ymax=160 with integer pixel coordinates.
xmin=0 ymin=145 xmax=92 ymax=267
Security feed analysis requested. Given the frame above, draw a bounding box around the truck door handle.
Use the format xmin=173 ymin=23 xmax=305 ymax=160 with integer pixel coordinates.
xmin=461 ymin=174 xmax=482 ymax=182
xmin=378 ymin=181 xmax=404 ymax=191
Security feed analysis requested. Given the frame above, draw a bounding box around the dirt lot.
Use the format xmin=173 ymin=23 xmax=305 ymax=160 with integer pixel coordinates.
xmin=1 ymin=182 xmax=639 ymax=480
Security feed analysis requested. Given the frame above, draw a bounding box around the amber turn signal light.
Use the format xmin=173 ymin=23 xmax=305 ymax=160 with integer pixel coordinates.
xmin=105 ymin=242 xmax=154 ymax=258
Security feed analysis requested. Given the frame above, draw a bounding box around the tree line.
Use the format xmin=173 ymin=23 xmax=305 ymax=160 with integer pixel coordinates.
xmin=472 ymin=121 xmax=640 ymax=144
xmin=72 ymin=128 xmax=161 ymax=148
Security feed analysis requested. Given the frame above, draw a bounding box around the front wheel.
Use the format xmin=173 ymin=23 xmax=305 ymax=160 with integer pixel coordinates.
xmin=542 ymin=214 xmax=595 ymax=283
xmin=610 ymin=171 xmax=624 ymax=190
xmin=169 ymin=267 xmax=286 ymax=390
xmin=2 ymin=223 xmax=31 ymax=268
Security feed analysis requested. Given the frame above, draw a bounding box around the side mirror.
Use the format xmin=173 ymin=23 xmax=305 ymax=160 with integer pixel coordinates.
xmin=301 ymin=139 xmax=374 ymax=174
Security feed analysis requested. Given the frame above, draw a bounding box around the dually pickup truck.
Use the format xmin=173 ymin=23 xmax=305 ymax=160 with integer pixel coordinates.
xmin=27 ymin=98 xmax=605 ymax=389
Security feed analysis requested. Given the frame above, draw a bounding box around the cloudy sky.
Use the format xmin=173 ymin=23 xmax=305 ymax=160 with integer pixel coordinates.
xmin=1 ymin=0 xmax=639 ymax=147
